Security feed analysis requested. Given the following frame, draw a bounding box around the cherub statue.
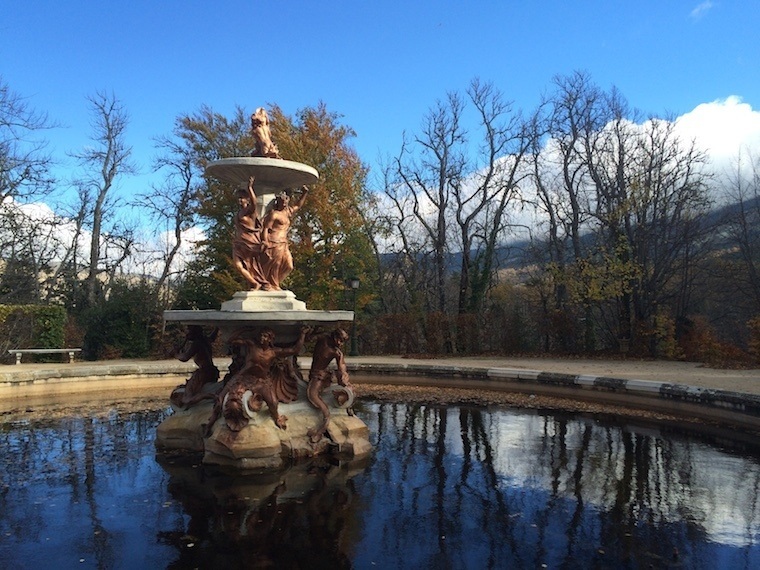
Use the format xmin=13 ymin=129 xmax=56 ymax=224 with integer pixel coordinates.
xmin=205 ymin=327 xmax=308 ymax=435
xmin=170 ymin=326 xmax=220 ymax=409
xmin=306 ymin=328 xmax=353 ymax=443
xmin=250 ymin=107 xmax=280 ymax=158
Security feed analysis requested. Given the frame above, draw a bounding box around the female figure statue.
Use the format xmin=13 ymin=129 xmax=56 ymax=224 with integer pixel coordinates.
xmin=260 ymin=186 xmax=309 ymax=290
xmin=232 ymin=176 xmax=268 ymax=289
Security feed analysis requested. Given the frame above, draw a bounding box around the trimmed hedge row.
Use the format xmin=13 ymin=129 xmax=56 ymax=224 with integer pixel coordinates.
xmin=0 ymin=304 xmax=67 ymax=358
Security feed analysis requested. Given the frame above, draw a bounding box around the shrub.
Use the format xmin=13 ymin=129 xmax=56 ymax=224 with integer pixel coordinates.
xmin=80 ymin=281 xmax=158 ymax=360
xmin=638 ymin=311 xmax=684 ymax=360
xmin=0 ymin=304 xmax=67 ymax=363
xmin=678 ymin=315 xmax=753 ymax=368
xmin=748 ymin=316 xmax=760 ymax=364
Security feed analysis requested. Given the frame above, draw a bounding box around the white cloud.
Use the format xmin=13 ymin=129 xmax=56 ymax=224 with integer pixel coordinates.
xmin=674 ymin=96 xmax=760 ymax=174
xmin=0 ymin=198 xmax=83 ymax=262
xmin=690 ymin=1 xmax=714 ymax=20
xmin=2 ymin=196 xmax=206 ymax=280
xmin=120 ymin=225 xmax=205 ymax=278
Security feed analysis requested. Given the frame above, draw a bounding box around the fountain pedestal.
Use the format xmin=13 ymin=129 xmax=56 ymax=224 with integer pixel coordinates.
xmin=158 ymin=291 xmax=371 ymax=470
xmin=164 ymin=291 xmax=354 ymax=343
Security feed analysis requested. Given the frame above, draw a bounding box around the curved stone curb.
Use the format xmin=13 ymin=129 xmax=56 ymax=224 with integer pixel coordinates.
xmin=0 ymin=361 xmax=196 ymax=388
xmin=348 ymin=362 xmax=760 ymax=432
xmin=3 ymin=359 xmax=759 ymax=432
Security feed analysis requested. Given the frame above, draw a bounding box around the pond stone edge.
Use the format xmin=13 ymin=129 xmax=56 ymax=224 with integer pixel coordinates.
xmin=2 ymin=360 xmax=759 ymax=431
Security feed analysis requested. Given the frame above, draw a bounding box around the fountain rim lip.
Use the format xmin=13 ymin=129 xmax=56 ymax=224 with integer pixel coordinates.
xmin=205 ymin=157 xmax=319 ymax=190
xmin=162 ymin=308 xmax=354 ymax=327
xmin=207 ymin=156 xmax=318 ymax=171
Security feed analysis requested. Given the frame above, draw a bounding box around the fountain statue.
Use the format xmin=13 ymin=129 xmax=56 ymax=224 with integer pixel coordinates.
xmin=156 ymin=108 xmax=371 ymax=470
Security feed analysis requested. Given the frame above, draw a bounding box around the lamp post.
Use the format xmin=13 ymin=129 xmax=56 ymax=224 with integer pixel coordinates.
xmin=346 ymin=277 xmax=360 ymax=356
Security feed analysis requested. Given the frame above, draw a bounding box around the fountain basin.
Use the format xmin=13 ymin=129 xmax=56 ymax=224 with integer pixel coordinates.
xmin=2 ymin=388 xmax=759 ymax=568
xmin=206 ymin=157 xmax=319 ymax=216
xmin=205 ymin=157 xmax=318 ymax=192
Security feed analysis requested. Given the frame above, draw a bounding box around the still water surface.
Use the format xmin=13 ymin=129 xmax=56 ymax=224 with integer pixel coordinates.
xmin=1 ymin=392 xmax=759 ymax=569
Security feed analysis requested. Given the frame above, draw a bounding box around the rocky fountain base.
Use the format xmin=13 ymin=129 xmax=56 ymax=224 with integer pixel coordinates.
xmin=157 ymin=290 xmax=372 ymax=471
xmin=157 ymin=384 xmax=370 ymax=471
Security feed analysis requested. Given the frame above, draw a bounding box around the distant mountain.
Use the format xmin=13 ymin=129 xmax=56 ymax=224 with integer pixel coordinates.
xmin=377 ymin=197 xmax=759 ymax=276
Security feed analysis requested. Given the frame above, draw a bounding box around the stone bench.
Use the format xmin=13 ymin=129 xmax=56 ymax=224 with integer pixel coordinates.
xmin=8 ymin=348 xmax=82 ymax=365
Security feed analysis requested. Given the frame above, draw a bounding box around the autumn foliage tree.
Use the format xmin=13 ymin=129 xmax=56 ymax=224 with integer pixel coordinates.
xmin=169 ymin=103 xmax=375 ymax=311
xmin=268 ymin=103 xmax=374 ymax=308
xmin=167 ymin=106 xmax=257 ymax=308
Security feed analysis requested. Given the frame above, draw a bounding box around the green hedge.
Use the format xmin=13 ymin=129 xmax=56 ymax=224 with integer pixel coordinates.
xmin=0 ymin=304 xmax=67 ymax=357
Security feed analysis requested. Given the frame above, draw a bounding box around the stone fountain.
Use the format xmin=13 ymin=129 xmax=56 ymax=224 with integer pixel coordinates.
xmin=156 ymin=108 xmax=372 ymax=470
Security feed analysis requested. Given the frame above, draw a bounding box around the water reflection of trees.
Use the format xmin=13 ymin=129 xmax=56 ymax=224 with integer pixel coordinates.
xmin=0 ymin=410 xmax=168 ymax=568
xmin=2 ymin=401 xmax=760 ymax=568
xmin=357 ymin=402 xmax=760 ymax=568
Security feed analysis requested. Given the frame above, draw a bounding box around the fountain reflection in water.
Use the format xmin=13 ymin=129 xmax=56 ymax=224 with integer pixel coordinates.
xmin=1 ymin=397 xmax=759 ymax=568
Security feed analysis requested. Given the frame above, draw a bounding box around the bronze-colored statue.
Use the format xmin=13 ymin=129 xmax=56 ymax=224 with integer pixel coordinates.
xmin=232 ymin=176 xmax=308 ymax=291
xmin=260 ymin=186 xmax=308 ymax=290
xmin=170 ymin=326 xmax=220 ymax=409
xmin=232 ymin=176 xmax=269 ymax=290
xmin=221 ymin=339 xmax=246 ymax=386
xmin=251 ymin=107 xmax=280 ymax=158
xmin=307 ymin=328 xmax=353 ymax=443
xmin=205 ymin=327 xmax=309 ymax=435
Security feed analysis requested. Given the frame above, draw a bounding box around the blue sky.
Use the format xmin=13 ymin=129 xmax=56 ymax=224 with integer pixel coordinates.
xmin=2 ymin=1 xmax=759 ymax=198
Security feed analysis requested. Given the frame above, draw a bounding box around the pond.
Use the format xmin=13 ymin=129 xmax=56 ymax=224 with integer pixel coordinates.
xmin=1 ymin=386 xmax=759 ymax=569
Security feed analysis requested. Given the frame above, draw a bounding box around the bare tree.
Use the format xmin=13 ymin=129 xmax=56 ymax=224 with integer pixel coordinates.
xmin=389 ymin=81 xmax=531 ymax=312
xmin=0 ymin=78 xmax=58 ymax=303
xmin=380 ymin=79 xmax=532 ymax=352
xmin=0 ymin=201 xmax=68 ymax=303
xmin=454 ymin=80 xmax=532 ymax=316
xmin=528 ymin=72 xmax=712 ymax=354
xmin=719 ymin=150 xmax=760 ymax=313
xmin=372 ymin=159 xmax=437 ymax=316
xmin=45 ymin=191 xmax=89 ymax=307
xmin=0 ymin=77 xmax=54 ymax=203
xmin=584 ymin=102 xmax=712 ymax=352
xmin=71 ymin=92 xmax=137 ymax=307
xmin=391 ymin=91 xmax=464 ymax=316
xmin=540 ymin=73 xmax=607 ymax=267
xmin=625 ymin=118 xmax=711 ymax=327
xmin=134 ymin=129 xmax=202 ymax=308
xmin=528 ymin=72 xmax=614 ymax=351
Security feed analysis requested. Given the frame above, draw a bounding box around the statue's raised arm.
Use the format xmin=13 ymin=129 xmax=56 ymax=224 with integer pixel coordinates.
xmin=290 ymin=185 xmax=309 ymax=212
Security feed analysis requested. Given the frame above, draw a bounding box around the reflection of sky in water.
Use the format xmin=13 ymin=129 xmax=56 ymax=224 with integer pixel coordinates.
xmin=0 ymin=401 xmax=759 ymax=568
xmin=477 ymin=411 xmax=760 ymax=547
xmin=354 ymin=403 xmax=760 ymax=568
xmin=1 ymin=411 xmax=176 ymax=568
